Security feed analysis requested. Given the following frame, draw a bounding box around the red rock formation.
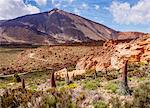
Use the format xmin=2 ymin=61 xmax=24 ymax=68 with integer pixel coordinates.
xmin=76 ymin=34 xmax=150 ymax=71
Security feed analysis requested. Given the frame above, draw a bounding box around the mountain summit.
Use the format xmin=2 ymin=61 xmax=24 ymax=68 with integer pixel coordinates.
xmin=0 ymin=9 xmax=145 ymax=45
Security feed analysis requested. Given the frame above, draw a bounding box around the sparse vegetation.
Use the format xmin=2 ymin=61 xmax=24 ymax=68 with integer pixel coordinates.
xmin=105 ymin=81 xmax=118 ymax=93
xmin=63 ymin=83 xmax=78 ymax=89
xmin=0 ymin=83 xmax=7 ymax=89
xmin=1 ymin=87 xmax=77 ymax=108
xmin=29 ymin=84 xmax=38 ymax=91
xmin=0 ymin=46 xmax=150 ymax=108
xmin=93 ymin=100 xmax=107 ymax=108
xmin=132 ymin=81 xmax=150 ymax=108
xmin=108 ymin=80 xmax=150 ymax=108
xmin=13 ymin=73 xmax=21 ymax=82
xmin=56 ymin=81 xmax=65 ymax=87
xmin=82 ymin=78 xmax=101 ymax=90
xmin=67 ymin=64 xmax=76 ymax=72
xmin=0 ymin=63 xmax=150 ymax=107
xmin=42 ymin=94 xmax=57 ymax=107
xmin=0 ymin=47 xmax=25 ymax=68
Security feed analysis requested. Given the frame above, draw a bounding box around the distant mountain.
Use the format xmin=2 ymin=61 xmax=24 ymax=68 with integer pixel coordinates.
xmin=0 ymin=8 xmax=146 ymax=45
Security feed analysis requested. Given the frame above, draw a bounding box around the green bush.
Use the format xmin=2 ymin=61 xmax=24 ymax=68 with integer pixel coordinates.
xmin=13 ymin=73 xmax=21 ymax=82
xmin=82 ymin=79 xmax=100 ymax=90
xmin=1 ymin=87 xmax=77 ymax=108
xmin=42 ymin=95 xmax=57 ymax=107
xmin=1 ymin=88 xmax=42 ymax=108
xmin=108 ymin=80 xmax=150 ymax=108
xmin=63 ymin=83 xmax=78 ymax=89
xmin=29 ymin=84 xmax=37 ymax=91
xmin=93 ymin=100 xmax=107 ymax=108
xmin=105 ymin=82 xmax=118 ymax=93
xmin=0 ymin=83 xmax=7 ymax=89
xmin=132 ymin=81 xmax=150 ymax=108
xmin=56 ymin=81 xmax=65 ymax=87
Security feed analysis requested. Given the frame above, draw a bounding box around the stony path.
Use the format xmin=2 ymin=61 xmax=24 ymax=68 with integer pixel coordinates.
xmin=28 ymin=53 xmax=48 ymax=62
xmin=0 ymin=72 xmax=28 ymax=78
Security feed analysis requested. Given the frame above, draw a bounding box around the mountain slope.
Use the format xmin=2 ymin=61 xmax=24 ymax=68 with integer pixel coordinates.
xmin=0 ymin=8 xmax=146 ymax=45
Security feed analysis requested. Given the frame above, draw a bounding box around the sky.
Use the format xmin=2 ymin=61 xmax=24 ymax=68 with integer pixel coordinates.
xmin=0 ymin=0 xmax=149 ymax=33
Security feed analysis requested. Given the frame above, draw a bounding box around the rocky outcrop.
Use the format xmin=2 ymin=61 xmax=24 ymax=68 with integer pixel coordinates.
xmin=112 ymin=34 xmax=150 ymax=69
xmin=76 ymin=41 xmax=116 ymax=71
xmin=55 ymin=68 xmax=86 ymax=79
xmin=76 ymin=34 xmax=150 ymax=71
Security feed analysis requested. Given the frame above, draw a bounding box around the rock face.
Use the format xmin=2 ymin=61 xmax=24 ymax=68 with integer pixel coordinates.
xmin=55 ymin=68 xmax=86 ymax=79
xmin=76 ymin=34 xmax=150 ymax=71
xmin=76 ymin=41 xmax=116 ymax=71
xmin=112 ymin=34 xmax=150 ymax=68
xmin=0 ymin=8 xmax=145 ymax=45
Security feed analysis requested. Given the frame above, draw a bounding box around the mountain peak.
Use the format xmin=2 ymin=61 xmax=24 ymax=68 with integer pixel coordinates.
xmin=48 ymin=8 xmax=63 ymax=15
xmin=0 ymin=8 xmax=146 ymax=45
xmin=49 ymin=8 xmax=62 ymax=13
xmin=51 ymin=8 xmax=59 ymax=11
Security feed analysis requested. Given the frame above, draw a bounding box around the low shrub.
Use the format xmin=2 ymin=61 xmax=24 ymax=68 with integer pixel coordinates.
xmin=56 ymin=81 xmax=65 ymax=87
xmin=108 ymin=80 xmax=150 ymax=108
xmin=63 ymin=83 xmax=78 ymax=89
xmin=1 ymin=88 xmax=42 ymax=108
xmin=132 ymin=81 xmax=150 ymax=108
xmin=42 ymin=94 xmax=57 ymax=107
xmin=93 ymin=100 xmax=107 ymax=108
xmin=1 ymin=87 xmax=77 ymax=108
xmin=29 ymin=84 xmax=37 ymax=91
xmin=105 ymin=82 xmax=118 ymax=93
xmin=82 ymin=79 xmax=100 ymax=90
xmin=13 ymin=73 xmax=21 ymax=82
xmin=0 ymin=83 xmax=7 ymax=89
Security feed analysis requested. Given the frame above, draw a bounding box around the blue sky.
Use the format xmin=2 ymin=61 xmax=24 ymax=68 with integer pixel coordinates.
xmin=0 ymin=0 xmax=149 ymax=33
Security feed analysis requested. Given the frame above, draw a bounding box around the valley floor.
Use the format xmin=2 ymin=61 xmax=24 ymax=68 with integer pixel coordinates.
xmin=0 ymin=42 xmax=150 ymax=107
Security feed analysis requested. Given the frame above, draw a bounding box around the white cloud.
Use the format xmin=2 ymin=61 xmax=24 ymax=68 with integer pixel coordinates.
xmin=53 ymin=2 xmax=61 ymax=8
xmin=51 ymin=0 xmax=62 ymax=8
xmin=95 ymin=5 xmax=100 ymax=10
xmin=109 ymin=0 xmax=150 ymax=24
xmin=35 ymin=0 xmax=47 ymax=5
xmin=0 ymin=0 xmax=40 ymax=20
xmin=51 ymin=0 xmax=75 ymax=8
xmin=67 ymin=0 xmax=75 ymax=4
xmin=74 ymin=8 xmax=80 ymax=15
xmin=81 ymin=3 xmax=88 ymax=9
xmin=51 ymin=0 xmax=55 ymax=5
xmin=94 ymin=17 xmax=98 ymax=19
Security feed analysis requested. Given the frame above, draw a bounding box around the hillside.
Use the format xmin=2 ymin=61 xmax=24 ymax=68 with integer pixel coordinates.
xmin=0 ymin=45 xmax=104 ymax=75
xmin=0 ymin=8 xmax=145 ymax=45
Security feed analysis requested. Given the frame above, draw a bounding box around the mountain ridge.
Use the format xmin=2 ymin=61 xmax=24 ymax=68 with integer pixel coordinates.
xmin=0 ymin=8 xmax=147 ymax=45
